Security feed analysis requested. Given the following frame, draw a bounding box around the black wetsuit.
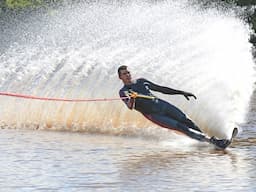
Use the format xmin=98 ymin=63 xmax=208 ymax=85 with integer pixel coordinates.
xmin=119 ymin=78 xmax=206 ymax=141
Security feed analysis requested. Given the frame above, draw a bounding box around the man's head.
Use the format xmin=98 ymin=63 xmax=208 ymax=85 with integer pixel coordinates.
xmin=118 ymin=65 xmax=132 ymax=85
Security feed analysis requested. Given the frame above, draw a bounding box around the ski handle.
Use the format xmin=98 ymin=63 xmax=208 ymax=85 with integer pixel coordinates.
xmin=128 ymin=91 xmax=156 ymax=100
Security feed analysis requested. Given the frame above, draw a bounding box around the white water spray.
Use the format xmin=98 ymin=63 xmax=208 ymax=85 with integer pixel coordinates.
xmin=0 ymin=1 xmax=254 ymax=138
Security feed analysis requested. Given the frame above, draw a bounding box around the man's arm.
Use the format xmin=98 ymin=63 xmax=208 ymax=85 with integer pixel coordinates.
xmin=142 ymin=78 xmax=197 ymax=100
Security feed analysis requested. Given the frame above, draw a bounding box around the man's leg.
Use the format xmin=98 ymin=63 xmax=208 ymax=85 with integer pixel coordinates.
xmin=143 ymin=113 xmax=232 ymax=149
xmin=143 ymin=113 xmax=207 ymax=142
xmin=182 ymin=119 xmax=202 ymax=133
xmin=159 ymin=100 xmax=202 ymax=132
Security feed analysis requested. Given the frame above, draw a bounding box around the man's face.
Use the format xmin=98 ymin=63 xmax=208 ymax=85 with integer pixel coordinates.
xmin=119 ymin=69 xmax=132 ymax=84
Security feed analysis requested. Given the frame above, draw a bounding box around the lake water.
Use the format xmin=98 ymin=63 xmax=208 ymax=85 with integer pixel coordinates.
xmin=0 ymin=126 xmax=255 ymax=192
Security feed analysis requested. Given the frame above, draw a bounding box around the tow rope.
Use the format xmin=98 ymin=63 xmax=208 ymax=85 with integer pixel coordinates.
xmin=0 ymin=91 xmax=155 ymax=102
xmin=0 ymin=91 xmax=127 ymax=102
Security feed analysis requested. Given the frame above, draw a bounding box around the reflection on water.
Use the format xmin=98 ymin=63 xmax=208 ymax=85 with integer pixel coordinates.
xmin=0 ymin=129 xmax=255 ymax=192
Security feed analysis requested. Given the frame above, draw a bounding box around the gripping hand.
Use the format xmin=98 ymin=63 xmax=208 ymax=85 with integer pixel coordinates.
xmin=129 ymin=91 xmax=138 ymax=99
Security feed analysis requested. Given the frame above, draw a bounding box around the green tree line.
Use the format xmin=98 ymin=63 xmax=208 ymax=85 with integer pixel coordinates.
xmin=0 ymin=0 xmax=41 ymax=9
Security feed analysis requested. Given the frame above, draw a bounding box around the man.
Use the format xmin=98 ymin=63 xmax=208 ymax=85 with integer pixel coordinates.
xmin=118 ymin=65 xmax=231 ymax=149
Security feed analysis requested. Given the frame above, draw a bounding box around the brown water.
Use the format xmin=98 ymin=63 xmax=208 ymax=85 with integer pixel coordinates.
xmin=0 ymin=127 xmax=255 ymax=192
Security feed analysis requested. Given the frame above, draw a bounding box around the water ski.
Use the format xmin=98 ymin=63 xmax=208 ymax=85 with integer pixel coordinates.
xmin=209 ymin=127 xmax=238 ymax=150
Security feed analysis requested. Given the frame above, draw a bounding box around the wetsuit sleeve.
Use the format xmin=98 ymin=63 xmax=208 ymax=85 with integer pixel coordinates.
xmin=119 ymin=90 xmax=135 ymax=110
xmin=142 ymin=78 xmax=185 ymax=95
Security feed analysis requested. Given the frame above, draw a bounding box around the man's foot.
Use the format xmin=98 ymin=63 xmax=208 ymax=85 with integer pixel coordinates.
xmin=209 ymin=136 xmax=231 ymax=149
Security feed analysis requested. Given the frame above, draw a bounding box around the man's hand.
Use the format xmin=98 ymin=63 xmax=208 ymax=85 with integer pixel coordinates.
xmin=183 ymin=92 xmax=197 ymax=100
xmin=129 ymin=91 xmax=138 ymax=99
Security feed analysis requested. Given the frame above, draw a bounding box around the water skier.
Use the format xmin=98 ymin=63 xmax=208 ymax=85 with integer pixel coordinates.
xmin=118 ymin=65 xmax=234 ymax=149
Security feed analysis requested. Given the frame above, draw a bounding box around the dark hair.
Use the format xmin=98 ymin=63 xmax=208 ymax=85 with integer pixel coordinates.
xmin=117 ymin=65 xmax=128 ymax=77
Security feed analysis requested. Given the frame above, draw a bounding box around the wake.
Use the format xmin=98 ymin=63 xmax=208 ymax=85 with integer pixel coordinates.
xmin=0 ymin=0 xmax=254 ymax=139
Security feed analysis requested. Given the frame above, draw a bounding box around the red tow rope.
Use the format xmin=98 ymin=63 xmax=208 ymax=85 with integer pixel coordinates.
xmin=0 ymin=92 xmax=128 ymax=102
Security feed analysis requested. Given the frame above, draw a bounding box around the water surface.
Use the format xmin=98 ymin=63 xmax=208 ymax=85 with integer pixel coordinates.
xmin=0 ymin=128 xmax=255 ymax=192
